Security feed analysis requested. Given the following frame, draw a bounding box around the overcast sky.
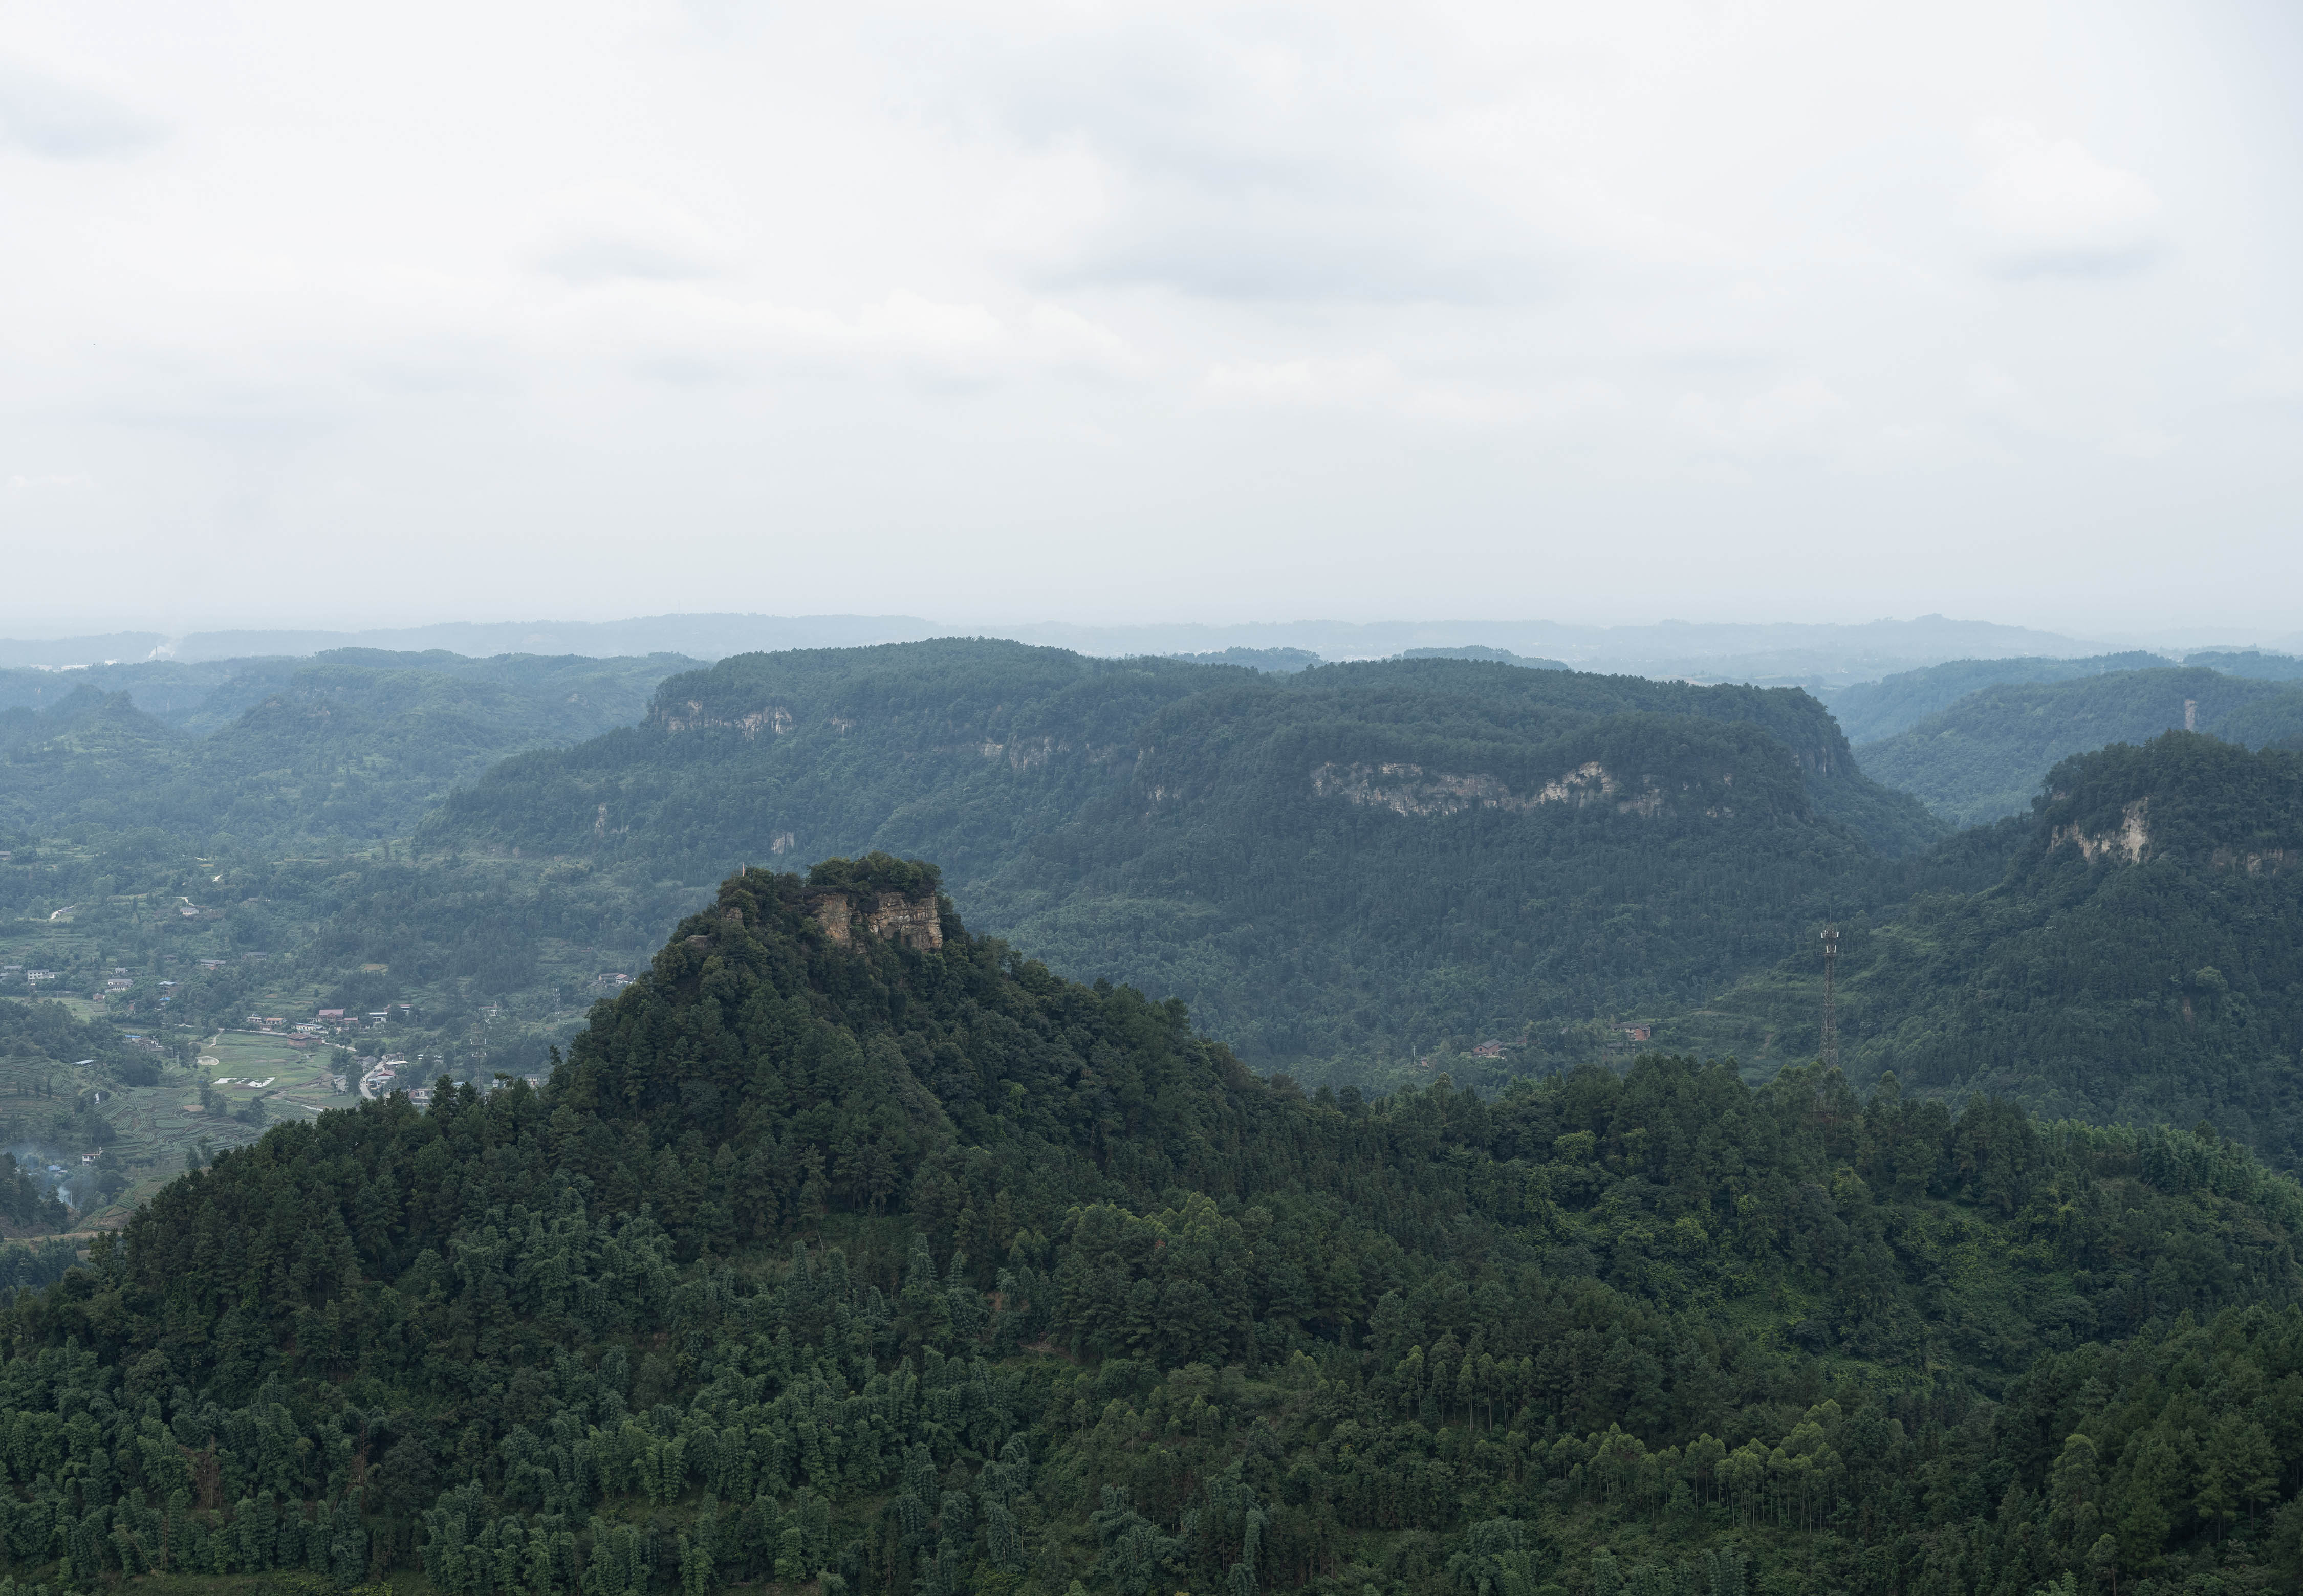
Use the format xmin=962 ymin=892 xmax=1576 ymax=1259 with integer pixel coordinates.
xmin=3 ymin=0 xmax=2299 ymax=637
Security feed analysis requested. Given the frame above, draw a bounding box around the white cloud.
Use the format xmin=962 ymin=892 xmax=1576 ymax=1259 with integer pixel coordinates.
xmin=1969 ymin=117 xmax=2162 ymax=275
xmin=1203 ymin=356 xmax=1400 ymax=406
xmin=0 ymin=57 xmax=162 ymax=159
xmin=1676 ymin=376 xmax=1851 ymax=457
xmin=0 ymin=1 xmax=2294 ymax=631
xmin=538 ymin=236 xmax=717 ymax=285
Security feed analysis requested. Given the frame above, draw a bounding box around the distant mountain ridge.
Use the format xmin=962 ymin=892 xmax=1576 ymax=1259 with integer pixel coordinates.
xmin=0 ymin=615 xmax=936 ymax=669
xmin=430 ymin=639 xmax=1940 ymax=1067
xmin=1822 ymin=651 xmax=2177 ymax=744
xmin=1002 ymin=612 xmax=2123 ymax=685
xmin=13 ymin=610 xmax=2264 ymax=685
xmin=1821 ymin=648 xmax=2303 ymax=744
xmin=1826 ymin=733 xmax=2303 ymax=1163
xmin=0 ymin=650 xmax=689 ymax=842
xmin=1854 ymin=666 xmax=2303 ymax=825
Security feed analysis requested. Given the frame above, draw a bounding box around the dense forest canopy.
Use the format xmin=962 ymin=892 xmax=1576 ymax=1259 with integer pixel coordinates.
xmin=1674 ymin=732 xmax=2303 ymax=1161
xmin=10 ymin=636 xmax=2303 ymax=1238
xmin=425 ymin=643 xmax=1940 ymax=1071
xmin=11 ymin=854 xmax=2303 ymax=1596
xmin=437 ymin=642 xmax=1942 ymax=869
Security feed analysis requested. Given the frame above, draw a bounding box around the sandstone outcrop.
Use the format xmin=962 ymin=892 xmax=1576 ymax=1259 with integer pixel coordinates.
xmin=810 ymin=889 xmax=944 ymax=952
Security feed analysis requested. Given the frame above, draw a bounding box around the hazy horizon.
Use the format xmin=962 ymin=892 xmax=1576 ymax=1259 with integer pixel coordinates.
xmin=1 ymin=608 xmax=2297 ymax=681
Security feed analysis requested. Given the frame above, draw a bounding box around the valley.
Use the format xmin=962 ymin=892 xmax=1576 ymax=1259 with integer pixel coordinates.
xmin=3 ymin=629 xmax=2303 ymax=1596
xmin=7 ymin=637 xmax=2303 ymax=1229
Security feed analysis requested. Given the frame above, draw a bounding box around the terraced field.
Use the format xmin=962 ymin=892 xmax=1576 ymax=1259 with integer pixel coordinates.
xmin=0 ymin=1026 xmax=362 ymax=1226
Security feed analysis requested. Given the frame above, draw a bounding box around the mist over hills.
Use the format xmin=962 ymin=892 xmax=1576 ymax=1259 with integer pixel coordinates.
xmin=0 ymin=651 xmax=691 ymax=842
xmin=1003 ymin=613 xmax=2132 ymax=684
xmin=1823 ymin=649 xmax=2303 ymax=746
xmin=1822 ymin=653 xmax=2179 ymax=745
xmin=0 ymin=616 xmax=934 ymax=671
xmin=1854 ymin=668 xmax=2303 ymax=826
xmin=18 ymin=609 xmax=2297 ymax=687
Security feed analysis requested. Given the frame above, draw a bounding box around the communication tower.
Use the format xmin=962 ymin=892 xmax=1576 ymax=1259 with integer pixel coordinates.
xmin=1820 ymin=925 xmax=1840 ymax=1067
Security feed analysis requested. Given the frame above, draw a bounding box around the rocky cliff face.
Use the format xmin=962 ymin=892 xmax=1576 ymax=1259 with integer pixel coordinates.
xmin=810 ymin=889 xmax=944 ymax=952
xmin=2051 ymin=797 xmax=2152 ymax=864
xmin=1308 ymin=759 xmax=1715 ymax=819
xmin=657 ymin=699 xmax=795 ymax=736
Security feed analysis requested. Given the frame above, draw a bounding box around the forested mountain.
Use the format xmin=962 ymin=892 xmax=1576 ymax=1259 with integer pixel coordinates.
xmin=429 ymin=642 xmax=1940 ymax=1067
xmin=964 ymin=662 xmax=1926 ymax=1062
xmin=1854 ymin=668 xmax=2303 ymax=826
xmin=0 ymin=648 xmax=696 ymax=739
xmin=1674 ymin=732 xmax=2303 ymax=1161
xmin=1163 ymin=649 xmax=1324 ymax=673
xmin=1398 ymin=647 xmax=1569 ymax=669
xmin=2184 ymin=650 xmax=2303 ymax=683
xmin=436 ymin=643 xmax=1218 ymax=886
xmin=0 ymin=655 xmax=313 ymax=733
xmin=11 ymin=635 xmax=2301 ymax=1230
xmin=0 ymin=650 xmax=690 ymax=844
xmin=10 ymin=854 xmax=2303 ymax=1596
xmin=1821 ymin=654 xmax=2174 ymax=746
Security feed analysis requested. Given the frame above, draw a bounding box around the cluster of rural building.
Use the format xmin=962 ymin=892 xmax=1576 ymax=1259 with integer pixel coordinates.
xmin=239 ymin=1005 xmax=417 ymax=1045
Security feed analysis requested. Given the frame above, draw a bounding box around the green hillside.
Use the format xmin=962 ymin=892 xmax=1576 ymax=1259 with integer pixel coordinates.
xmin=0 ymin=655 xmax=309 ymax=732
xmin=1164 ymin=648 xmax=1325 ymax=672
xmin=2184 ymin=649 xmax=2303 ymax=683
xmin=0 ymin=650 xmax=704 ymax=1222
xmin=0 ymin=648 xmax=701 ymax=739
xmin=966 ymin=665 xmax=1899 ymax=1063
xmin=1817 ymin=652 xmax=2173 ymax=745
xmin=429 ymin=643 xmax=1941 ymax=1069
xmin=1674 ymin=733 xmax=2303 ymax=1162
xmin=1853 ymin=667 xmax=2303 ymax=825
xmin=0 ymin=650 xmax=691 ymax=845
xmin=1398 ymin=647 xmax=1569 ymax=669
xmin=9 ymin=855 xmax=2303 ymax=1596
